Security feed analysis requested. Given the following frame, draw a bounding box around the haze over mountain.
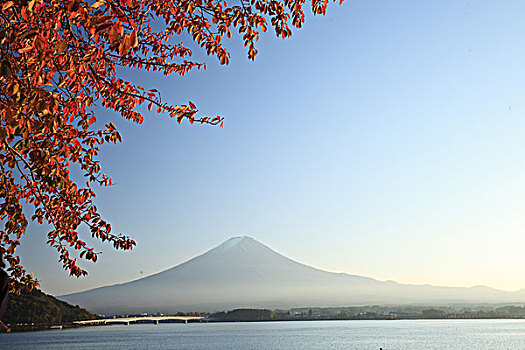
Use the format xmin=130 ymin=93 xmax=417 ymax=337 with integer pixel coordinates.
xmin=59 ymin=236 xmax=525 ymax=314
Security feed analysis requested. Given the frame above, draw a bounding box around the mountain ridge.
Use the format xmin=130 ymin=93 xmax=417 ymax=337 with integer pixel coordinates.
xmin=59 ymin=236 xmax=525 ymax=314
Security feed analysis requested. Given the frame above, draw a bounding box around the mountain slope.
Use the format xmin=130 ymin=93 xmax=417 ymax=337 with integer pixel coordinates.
xmin=3 ymin=288 xmax=95 ymax=325
xmin=59 ymin=236 xmax=525 ymax=314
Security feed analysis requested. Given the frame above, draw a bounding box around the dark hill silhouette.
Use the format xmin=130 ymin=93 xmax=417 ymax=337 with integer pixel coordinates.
xmin=3 ymin=288 xmax=95 ymax=326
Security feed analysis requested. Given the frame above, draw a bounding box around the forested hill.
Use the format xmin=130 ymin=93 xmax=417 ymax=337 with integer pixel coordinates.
xmin=2 ymin=288 xmax=96 ymax=325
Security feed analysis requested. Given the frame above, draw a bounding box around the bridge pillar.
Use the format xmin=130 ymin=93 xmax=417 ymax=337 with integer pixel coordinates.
xmin=154 ymin=320 xmax=159 ymax=325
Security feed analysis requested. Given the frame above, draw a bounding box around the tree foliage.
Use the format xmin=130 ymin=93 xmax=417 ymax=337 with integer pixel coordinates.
xmin=2 ymin=287 xmax=95 ymax=325
xmin=0 ymin=0 xmax=339 ymax=291
xmin=211 ymin=308 xmax=273 ymax=321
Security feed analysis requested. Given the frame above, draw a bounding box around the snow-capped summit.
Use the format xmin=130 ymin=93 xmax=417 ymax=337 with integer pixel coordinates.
xmin=210 ymin=235 xmax=262 ymax=253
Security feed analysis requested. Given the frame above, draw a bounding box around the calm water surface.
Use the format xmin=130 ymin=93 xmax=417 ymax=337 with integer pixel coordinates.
xmin=2 ymin=319 xmax=525 ymax=349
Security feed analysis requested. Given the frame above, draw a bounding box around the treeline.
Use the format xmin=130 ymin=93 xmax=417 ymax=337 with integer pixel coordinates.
xmin=273 ymin=305 xmax=525 ymax=321
xmin=211 ymin=309 xmax=273 ymax=321
xmin=210 ymin=305 xmax=525 ymax=322
xmin=2 ymin=288 xmax=96 ymax=326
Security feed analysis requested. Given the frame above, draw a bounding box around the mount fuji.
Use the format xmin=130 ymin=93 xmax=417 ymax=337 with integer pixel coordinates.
xmin=59 ymin=236 xmax=525 ymax=314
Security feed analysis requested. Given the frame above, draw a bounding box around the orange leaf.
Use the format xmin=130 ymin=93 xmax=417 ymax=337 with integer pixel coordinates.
xmin=2 ymin=1 xmax=14 ymax=11
xmin=21 ymin=6 xmax=28 ymax=20
xmin=130 ymin=29 xmax=138 ymax=48
xmin=91 ymin=0 xmax=105 ymax=9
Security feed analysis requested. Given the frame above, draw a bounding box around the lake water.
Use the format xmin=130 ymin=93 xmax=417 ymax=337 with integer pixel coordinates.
xmin=2 ymin=319 xmax=525 ymax=349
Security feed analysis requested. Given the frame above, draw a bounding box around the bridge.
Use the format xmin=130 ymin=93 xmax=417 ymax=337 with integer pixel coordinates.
xmin=74 ymin=316 xmax=205 ymax=326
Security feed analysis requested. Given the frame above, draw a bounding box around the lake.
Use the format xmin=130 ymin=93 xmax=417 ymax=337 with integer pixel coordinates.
xmin=2 ymin=319 xmax=525 ymax=349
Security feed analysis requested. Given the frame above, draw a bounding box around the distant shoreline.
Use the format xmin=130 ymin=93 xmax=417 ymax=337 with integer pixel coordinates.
xmin=5 ymin=315 xmax=525 ymax=333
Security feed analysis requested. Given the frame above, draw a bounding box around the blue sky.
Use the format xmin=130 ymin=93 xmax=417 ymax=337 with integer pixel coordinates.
xmin=18 ymin=0 xmax=525 ymax=295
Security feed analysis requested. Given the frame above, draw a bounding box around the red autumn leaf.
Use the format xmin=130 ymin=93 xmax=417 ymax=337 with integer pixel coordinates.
xmin=130 ymin=29 xmax=138 ymax=49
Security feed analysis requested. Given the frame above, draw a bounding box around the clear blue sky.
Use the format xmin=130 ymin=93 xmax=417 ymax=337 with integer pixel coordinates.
xmin=18 ymin=0 xmax=525 ymax=295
